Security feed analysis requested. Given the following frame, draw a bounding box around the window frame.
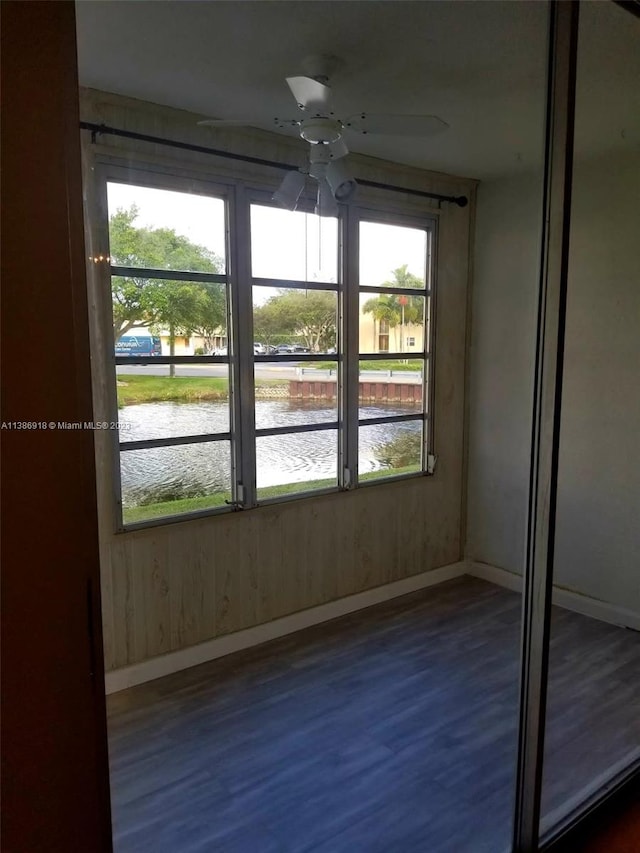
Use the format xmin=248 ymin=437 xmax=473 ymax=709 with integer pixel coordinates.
xmin=91 ymin=159 xmax=438 ymax=531
xmin=247 ymin=189 xmax=344 ymax=506
xmin=348 ymin=204 xmax=437 ymax=489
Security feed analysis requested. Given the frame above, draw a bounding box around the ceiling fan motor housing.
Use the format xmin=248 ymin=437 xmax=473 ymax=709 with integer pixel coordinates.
xmin=300 ymin=118 xmax=342 ymax=144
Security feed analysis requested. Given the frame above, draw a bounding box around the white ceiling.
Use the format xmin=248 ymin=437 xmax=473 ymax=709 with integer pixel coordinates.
xmin=75 ymin=1 xmax=639 ymax=181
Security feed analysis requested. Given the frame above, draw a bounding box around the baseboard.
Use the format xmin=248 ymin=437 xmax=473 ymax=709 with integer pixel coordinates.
xmin=105 ymin=560 xmax=468 ymax=694
xmin=467 ymin=561 xmax=522 ymax=593
xmin=468 ymin=561 xmax=640 ymax=632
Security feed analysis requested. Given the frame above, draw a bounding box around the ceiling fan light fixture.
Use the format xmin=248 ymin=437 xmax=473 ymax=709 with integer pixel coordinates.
xmin=308 ymin=144 xmax=331 ymax=181
xmin=328 ymin=138 xmax=349 ymax=160
xmin=272 ymin=170 xmax=306 ymax=210
xmin=326 ymin=159 xmax=357 ymax=202
xmin=314 ymin=178 xmax=338 ymax=218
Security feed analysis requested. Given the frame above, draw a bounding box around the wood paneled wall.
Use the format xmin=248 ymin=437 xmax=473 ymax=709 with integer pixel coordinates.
xmin=81 ymin=90 xmax=476 ymax=672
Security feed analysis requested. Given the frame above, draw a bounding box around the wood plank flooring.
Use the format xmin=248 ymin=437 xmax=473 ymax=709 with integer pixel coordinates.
xmin=107 ymin=577 xmax=640 ymax=852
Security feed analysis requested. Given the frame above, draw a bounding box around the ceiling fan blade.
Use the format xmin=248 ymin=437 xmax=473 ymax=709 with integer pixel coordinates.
xmin=343 ymin=113 xmax=449 ymax=136
xmin=328 ymin=138 xmax=349 ymax=160
xmin=273 ymin=118 xmax=303 ymax=129
xmin=286 ymin=76 xmax=333 ymax=113
xmin=198 ymin=119 xmax=260 ymax=127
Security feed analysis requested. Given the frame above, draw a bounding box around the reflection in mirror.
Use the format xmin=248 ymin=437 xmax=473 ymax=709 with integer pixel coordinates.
xmin=539 ymin=0 xmax=640 ymax=838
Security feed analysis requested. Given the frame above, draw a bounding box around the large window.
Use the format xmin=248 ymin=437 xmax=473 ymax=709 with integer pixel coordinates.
xmin=98 ymin=166 xmax=436 ymax=528
xmin=251 ymin=202 xmax=340 ymax=500
xmin=357 ymin=219 xmax=431 ymax=483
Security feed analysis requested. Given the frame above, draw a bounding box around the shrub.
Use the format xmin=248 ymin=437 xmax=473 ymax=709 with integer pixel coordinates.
xmin=374 ymin=431 xmax=421 ymax=468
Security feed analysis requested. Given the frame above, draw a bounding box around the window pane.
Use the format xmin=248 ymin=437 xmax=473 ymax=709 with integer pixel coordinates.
xmin=256 ymin=429 xmax=338 ymax=498
xmin=111 ymin=277 xmax=228 ymax=357
xmin=359 ymin=359 xmax=425 ymax=420
xmin=119 ymin=373 xmax=231 ymax=442
xmin=359 ymin=292 xmax=427 ymax=355
xmin=359 ymin=421 xmax=423 ymax=481
xmin=359 ymin=221 xmax=428 ymax=288
xmin=120 ymin=441 xmax=232 ymax=524
xmin=255 ymin=362 xmax=338 ymax=429
xmin=250 ymin=204 xmax=338 ymax=282
xmin=253 ymin=285 xmax=337 ymax=355
xmin=106 ymin=183 xmax=226 ymax=271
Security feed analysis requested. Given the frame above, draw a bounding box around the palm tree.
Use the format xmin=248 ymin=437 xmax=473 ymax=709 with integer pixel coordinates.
xmin=362 ymin=265 xmax=424 ymax=352
xmin=381 ymin=264 xmax=423 ymax=291
xmin=362 ymin=294 xmax=401 ymax=351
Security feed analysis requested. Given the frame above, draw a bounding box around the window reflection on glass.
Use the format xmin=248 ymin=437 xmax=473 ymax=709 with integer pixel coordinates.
xmin=359 ymin=421 xmax=423 ymax=481
xmin=250 ymin=204 xmax=338 ymax=282
xmin=120 ymin=441 xmax=232 ymax=524
xmin=256 ymin=430 xmax=338 ymax=499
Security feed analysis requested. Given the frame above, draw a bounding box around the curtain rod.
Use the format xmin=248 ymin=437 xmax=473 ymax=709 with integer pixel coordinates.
xmin=80 ymin=121 xmax=469 ymax=208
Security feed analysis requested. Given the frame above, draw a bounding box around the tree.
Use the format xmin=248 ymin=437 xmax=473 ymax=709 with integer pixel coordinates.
xmin=188 ymin=283 xmax=227 ymax=354
xmin=362 ymin=264 xmax=424 ymax=352
xmin=253 ymin=290 xmax=336 ymax=352
xmin=109 ymin=205 xmax=225 ymax=343
xmin=362 ymin=293 xmax=402 ymax=350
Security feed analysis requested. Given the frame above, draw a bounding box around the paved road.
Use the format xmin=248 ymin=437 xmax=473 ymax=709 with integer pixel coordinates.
xmin=116 ymin=363 xmax=422 ymax=382
xmin=116 ymin=362 xmax=312 ymax=381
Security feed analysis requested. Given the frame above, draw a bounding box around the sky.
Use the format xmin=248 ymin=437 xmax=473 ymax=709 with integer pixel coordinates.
xmin=106 ymin=182 xmax=428 ymax=306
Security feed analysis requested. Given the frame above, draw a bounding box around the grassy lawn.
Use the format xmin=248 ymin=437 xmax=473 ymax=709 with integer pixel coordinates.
xmin=359 ymin=464 xmax=420 ymax=481
xmin=301 ymin=360 xmax=423 ymax=372
xmin=122 ymin=466 xmax=422 ymax=524
xmin=298 ymin=361 xmax=339 ymax=370
xmin=257 ymin=478 xmax=337 ymax=499
xmin=123 ymin=492 xmax=230 ymax=524
xmin=117 ymin=374 xmax=288 ymax=406
xmin=360 ymin=360 xmax=423 ymax=373
xmin=117 ymin=375 xmax=228 ymax=406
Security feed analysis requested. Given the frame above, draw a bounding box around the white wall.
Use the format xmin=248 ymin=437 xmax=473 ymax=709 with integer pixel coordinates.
xmin=467 ymin=151 xmax=640 ymax=613
xmin=466 ymin=171 xmax=540 ymax=574
xmin=554 ymin=152 xmax=640 ymax=608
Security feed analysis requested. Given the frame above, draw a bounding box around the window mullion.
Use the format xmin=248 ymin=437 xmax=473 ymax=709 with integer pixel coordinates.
xmin=425 ymin=226 xmax=437 ymax=464
xmin=229 ymin=183 xmax=257 ymax=508
xmin=343 ymin=204 xmax=360 ymax=488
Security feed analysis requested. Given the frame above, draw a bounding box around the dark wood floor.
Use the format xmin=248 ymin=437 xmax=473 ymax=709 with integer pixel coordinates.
xmin=107 ymin=577 xmax=640 ymax=852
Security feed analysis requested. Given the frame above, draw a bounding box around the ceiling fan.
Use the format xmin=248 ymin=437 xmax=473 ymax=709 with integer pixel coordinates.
xmin=198 ymin=55 xmax=449 ymax=215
